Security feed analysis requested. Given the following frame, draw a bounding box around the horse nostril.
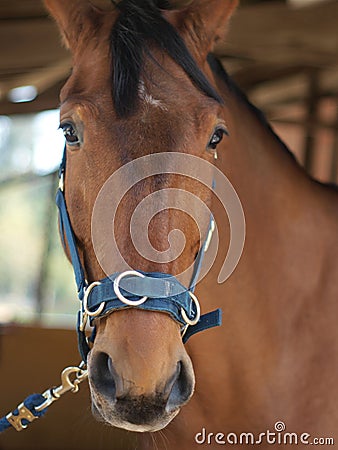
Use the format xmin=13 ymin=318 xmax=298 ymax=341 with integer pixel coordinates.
xmin=166 ymin=360 xmax=194 ymax=413
xmin=90 ymin=352 xmax=117 ymax=400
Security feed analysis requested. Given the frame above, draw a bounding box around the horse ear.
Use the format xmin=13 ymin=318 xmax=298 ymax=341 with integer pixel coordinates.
xmin=176 ymin=0 xmax=238 ymax=55
xmin=44 ymin=0 xmax=99 ymax=50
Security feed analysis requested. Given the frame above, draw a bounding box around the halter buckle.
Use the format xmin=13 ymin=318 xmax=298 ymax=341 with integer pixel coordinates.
xmin=80 ymin=281 xmax=104 ymax=331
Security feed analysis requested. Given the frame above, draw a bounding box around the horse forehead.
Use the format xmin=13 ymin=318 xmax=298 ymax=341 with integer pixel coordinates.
xmin=138 ymin=81 xmax=167 ymax=111
xmin=61 ymin=50 xmax=215 ymax=139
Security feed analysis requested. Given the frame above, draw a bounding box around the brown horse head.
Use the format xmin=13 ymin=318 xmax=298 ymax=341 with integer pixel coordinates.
xmin=45 ymin=0 xmax=237 ymax=432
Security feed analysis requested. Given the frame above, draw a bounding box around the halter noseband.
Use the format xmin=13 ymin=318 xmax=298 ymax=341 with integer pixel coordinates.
xmin=56 ymin=146 xmax=222 ymax=362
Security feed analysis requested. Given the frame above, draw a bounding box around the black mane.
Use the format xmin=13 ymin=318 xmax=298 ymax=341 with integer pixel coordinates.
xmin=110 ymin=0 xmax=222 ymax=118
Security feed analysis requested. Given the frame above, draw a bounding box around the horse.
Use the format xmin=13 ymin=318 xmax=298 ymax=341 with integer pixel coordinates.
xmin=44 ymin=0 xmax=338 ymax=448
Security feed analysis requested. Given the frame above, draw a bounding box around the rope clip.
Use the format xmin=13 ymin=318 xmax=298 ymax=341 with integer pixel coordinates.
xmin=35 ymin=365 xmax=88 ymax=413
xmin=5 ymin=364 xmax=88 ymax=432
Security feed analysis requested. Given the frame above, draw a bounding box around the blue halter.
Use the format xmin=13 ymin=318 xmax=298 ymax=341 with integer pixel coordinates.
xmin=56 ymin=146 xmax=222 ymax=362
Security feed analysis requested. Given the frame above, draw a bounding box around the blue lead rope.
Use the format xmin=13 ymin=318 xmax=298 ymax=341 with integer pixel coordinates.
xmin=0 ymin=394 xmax=48 ymax=433
xmin=0 ymin=365 xmax=88 ymax=433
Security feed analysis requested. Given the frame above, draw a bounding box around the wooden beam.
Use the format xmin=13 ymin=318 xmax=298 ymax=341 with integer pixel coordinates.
xmin=220 ymin=0 xmax=338 ymax=68
xmin=246 ymin=64 xmax=338 ymax=109
xmin=0 ymin=19 xmax=68 ymax=71
xmin=0 ymin=81 xmax=64 ymax=115
xmin=231 ymin=63 xmax=305 ymax=90
xmin=303 ymin=70 xmax=320 ymax=173
xmin=0 ymin=58 xmax=71 ymax=101
xmin=270 ymin=117 xmax=337 ymax=131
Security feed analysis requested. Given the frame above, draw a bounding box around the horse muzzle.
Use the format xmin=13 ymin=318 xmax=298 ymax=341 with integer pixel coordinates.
xmin=87 ymin=342 xmax=195 ymax=432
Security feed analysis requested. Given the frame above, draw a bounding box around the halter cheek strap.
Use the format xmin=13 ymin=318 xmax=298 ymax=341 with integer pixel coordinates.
xmin=56 ymin=146 xmax=222 ymax=362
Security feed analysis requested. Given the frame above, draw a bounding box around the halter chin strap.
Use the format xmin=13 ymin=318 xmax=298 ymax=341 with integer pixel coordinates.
xmin=56 ymin=146 xmax=222 ymax=362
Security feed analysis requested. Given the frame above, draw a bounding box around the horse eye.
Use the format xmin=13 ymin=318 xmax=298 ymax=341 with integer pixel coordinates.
xmin=208 ymin=127 xmax=228 ymax=150
xmin=61 ymin=123 xmax=80 ymax=146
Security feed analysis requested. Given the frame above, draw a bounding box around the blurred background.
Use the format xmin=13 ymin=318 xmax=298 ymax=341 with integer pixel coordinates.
xmin=0 ymin=0 xmax=337 ymax=449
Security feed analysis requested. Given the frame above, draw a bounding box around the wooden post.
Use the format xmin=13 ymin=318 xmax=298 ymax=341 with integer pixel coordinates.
xmin=35 ymin=171 xmax=58 ymax=316
xmin=303 ymin=69 xmax=320 ymax=175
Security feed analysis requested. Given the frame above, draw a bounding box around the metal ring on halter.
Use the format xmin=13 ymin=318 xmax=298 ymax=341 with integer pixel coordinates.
xmin=83 ymin=281 xmax=104 ymax=317
xmin=180 ymin=324 xmax=189 ymax=339
xmin=114 ymin=270 xmax=148 ymax=306
xmin=181 ymin=291 xmax=201 ymax=326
